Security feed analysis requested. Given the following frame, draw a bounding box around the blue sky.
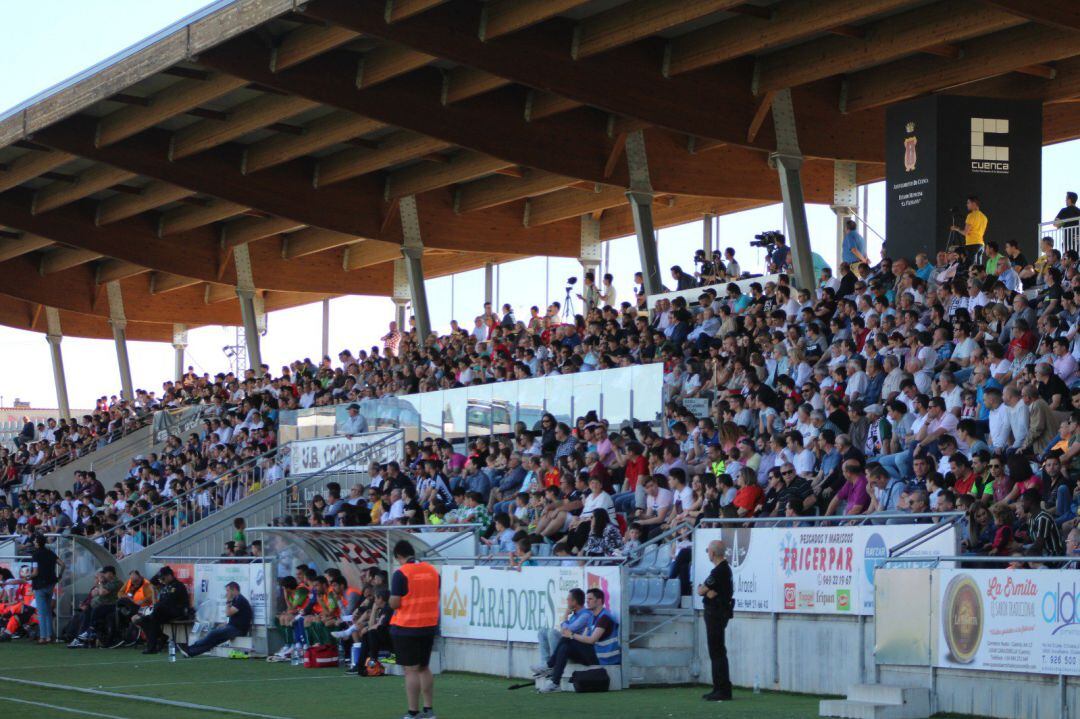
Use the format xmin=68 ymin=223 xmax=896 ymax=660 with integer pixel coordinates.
xmin=0 ymin=2 xmax=1077 ymax=409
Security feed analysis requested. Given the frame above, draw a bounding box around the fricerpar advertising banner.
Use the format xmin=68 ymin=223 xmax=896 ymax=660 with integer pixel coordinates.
xmin=439 ymin=565 xmax=622 ymax=643
xmin=692 ymin=524 xmax=957 ymax=615
xmin=288 ymin=430 xmax=403 ymax=475
xmin=935 ymin=569 xmax=1080 ymax=676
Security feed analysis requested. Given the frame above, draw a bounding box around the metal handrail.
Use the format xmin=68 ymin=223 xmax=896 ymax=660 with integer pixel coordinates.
xmin=888 ymin=514 xmax=962 ymax=557
xmin=96 ymin=442 xmax=284 ymax=551
xmin=882 ymin=554 xmax=1080 ymax=567
xmin=25 ymin=412 xmax=154 ymax=480
xmin=698 ymin=511 xmax=963 ymax=526
xmin=467 ymin=555 xmax=626 ymax=565
xmin=150 ymin=555 xmax=264 ymax=562
xmin=110 ymin=430 xmax=405 ymax=557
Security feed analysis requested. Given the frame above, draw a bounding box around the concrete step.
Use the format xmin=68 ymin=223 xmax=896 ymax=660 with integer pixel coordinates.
xmin=626 ymin=662 xmax=697 ymax=686
xmin=628 ymin=647 xmax=692 ymax=668
xmin=534 ymin=664 xmax=623 ymax=692
xmin=847 ymin=685 xmax=930 ymax=709
xmin=819 ymin=698 xmax=930 ymax=719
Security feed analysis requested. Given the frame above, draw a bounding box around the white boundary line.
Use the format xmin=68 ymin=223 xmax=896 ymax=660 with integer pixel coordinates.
xmin=0 ymin=695 xmax=132 ymax=719
xmin=0 ymin=676 xmax=294 ymax=719
xmin=0 ymin=658 xmax=189 ymax=672
xmin=105 ymin=673 xmax=349 ymax=689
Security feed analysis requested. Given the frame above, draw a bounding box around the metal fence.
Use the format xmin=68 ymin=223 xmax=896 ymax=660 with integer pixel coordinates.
xmin=1040 ymin=218 xmax=1080 ymax=257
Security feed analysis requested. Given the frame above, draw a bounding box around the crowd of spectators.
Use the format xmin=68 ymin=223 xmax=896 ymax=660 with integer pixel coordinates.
xmin=4 ymin=216 xmax=1080 ymax=574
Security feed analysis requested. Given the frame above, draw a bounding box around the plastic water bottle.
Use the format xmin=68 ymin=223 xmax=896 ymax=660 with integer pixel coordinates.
xmin=168 ymin=639 xmax=176 ymax=663
xmin=291 ymin=640 xmax=301 ymax=666
xmin=753 ymin=672 xmax=761 ymax=694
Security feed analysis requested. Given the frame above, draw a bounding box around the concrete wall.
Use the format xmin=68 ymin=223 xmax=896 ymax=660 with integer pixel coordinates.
xmin=698 ymin=612 xmax=875 ymax=696
xmin=443 ymin=612 xmax=876 ymax=694
xmin=878 ymin=664 xmax=1078 ymax=719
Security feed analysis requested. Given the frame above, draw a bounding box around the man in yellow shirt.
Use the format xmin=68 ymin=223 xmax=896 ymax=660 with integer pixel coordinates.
xmin=950 ymin=196 xmax=988 ymax=255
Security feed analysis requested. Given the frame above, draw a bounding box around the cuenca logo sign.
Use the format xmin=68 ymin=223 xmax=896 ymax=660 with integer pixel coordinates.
xmin=971 ymin=117 xmax=1009 ymax=174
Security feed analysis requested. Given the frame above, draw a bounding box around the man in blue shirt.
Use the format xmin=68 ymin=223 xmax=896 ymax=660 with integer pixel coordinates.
xmin=177 ymin=582 xmax=252 ymax=657
xmin=531 ymin=588 xmax=592 ymax=674
xmin=842 ymin=220 xmax=868 ymax=266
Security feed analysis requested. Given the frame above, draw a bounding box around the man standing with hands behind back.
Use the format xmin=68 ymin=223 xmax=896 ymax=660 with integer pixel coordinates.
xmin=698 ymin=539 xmax=734 ymax=702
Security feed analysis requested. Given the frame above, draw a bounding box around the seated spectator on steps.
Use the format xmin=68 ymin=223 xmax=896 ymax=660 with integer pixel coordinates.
xmin=530 ymin=588 xmax=592 ymax=676
xmin=110 ymin=569 xmax=155 ymax=648
xmin=536 ymin=587 xmax=620 ymax=692
xmin=177 ymin=581 xmax=252 ymax=657
xmin=344 ymin=588 xmax=392 ymax=676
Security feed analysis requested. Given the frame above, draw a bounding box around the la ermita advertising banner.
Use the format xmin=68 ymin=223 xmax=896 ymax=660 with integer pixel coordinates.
xmin=936 ymin=569 xmax=1080 ymax=676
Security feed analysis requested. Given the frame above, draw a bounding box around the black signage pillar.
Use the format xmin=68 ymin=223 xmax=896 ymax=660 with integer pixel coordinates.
xmin=885 ymin=96 xmax=1042 ymax=261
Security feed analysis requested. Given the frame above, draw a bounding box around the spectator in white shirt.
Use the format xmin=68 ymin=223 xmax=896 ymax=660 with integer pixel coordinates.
xmin=984 ymin=388 xmax=1011 ymax=452
xmin=1002 ymin=385 xmax=1029 ymax=451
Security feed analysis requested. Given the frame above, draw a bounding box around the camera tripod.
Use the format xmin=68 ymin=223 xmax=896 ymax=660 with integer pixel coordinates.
xmin=562 ymin=285 xmax=576 ymax=319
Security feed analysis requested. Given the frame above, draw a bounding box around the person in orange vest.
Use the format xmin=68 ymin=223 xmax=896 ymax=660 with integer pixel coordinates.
xmin=111 ymin=570 xmax=155 ymax=648
xmin=389 ymin=540 xmax=440 ymax=719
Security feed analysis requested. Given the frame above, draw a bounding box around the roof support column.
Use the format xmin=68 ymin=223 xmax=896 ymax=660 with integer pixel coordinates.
xmin=392 ymin=259 xmax=410 ymax=332
xmin=172 ymin=324 xmax=188 ymax=383
xmin=580 ymin=215 xmax=602 ymax=277
xmin=703 ymin=213 xmax=715 ymax=257
xmin=320 ymin=299 xmax=330 ymax=360
xmin=233 ymin=244 xmax=263 ymax=377
xmin=399 ymin=195 xmax=431 ymax=343
xmin=769 ymin=89 xmax=816 ymax=291
xmin=831 ymin=160 xmax=859 ymax=272
xmin=106 ymin=281 xmax=134 ymax=402
xmin=483 ymin=261 xmax=494 ymax=307
xmin=624 ymin=130 xmax=661 ymax=297
xmin=44 ymin=307 xmax=70 ymax=421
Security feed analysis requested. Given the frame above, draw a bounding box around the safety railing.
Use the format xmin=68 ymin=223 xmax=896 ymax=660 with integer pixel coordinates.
xmin=23 ymin=412 xmax=154 ymax=484
xmin=1039 ymin=218 xmax=1080 ymax=258
xmin=882 ymin=554 xmax=1080 ymax=568
xmin=136 ymin=430 xmax=406 ymax=559
xmin=697 ymin=511 xmax=961 ymax=527
xmin=96 ymin=442 xmax=287 ymax=557
xmin=888 ymin=512 xmax=964 ymax=557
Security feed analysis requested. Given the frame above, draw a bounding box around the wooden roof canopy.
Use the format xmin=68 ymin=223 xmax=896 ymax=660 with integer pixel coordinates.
xmin=0 ymin=0 xmax=1077 ymax=340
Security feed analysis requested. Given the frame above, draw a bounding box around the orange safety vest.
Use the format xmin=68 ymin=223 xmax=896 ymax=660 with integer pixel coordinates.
xmin=389 ymin=561 xmax=440 ymax=629
xmin=122 ymin=579 xmax=154 ymax=607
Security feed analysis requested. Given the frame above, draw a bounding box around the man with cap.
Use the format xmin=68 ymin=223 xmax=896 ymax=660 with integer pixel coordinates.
xmin=135 ymin=566 xmax=190 ymax=654
xmin=341 ymin=403 xmax=369 ymax=436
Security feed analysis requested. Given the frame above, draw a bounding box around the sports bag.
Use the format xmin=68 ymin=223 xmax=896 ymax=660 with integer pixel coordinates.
xmin=303 ymin=644 xmax=340 ymax=668
xmin=569 ymin=667 xmax=610 ymax=693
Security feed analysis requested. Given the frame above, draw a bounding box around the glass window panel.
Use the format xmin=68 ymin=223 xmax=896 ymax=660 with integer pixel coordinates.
xmin=465 ymin=384 xmax=495 ymax=437
xmin=516 ymin=377 xmax=546 ymax=433
xmin=630 ymin=364 xmax=664 ymax=424
xmin=544 ymin=375 xmax=572 ymax=426
xmin=600 ymin=366 xmax=632 ymax=427
xmin=442 ymin=387 xmax=469 ymax=442
xmin=490 ymin=381 xmax=519 ymax=434
xmin=573 ymin=371 xmax=602 ymax=422
xmin=420 ymin=391 xmax=443 ymax=440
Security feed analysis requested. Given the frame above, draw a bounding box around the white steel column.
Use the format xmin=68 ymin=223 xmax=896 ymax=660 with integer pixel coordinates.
xmin=399 ymin=195 xmax=431 ymax=342
xmin=44 ymin=307 xmax=70 ymax=420
xmin=232 ymin=244 xmax=263 ymax=376
xmin=770 ymin=89 xmax=816 ymax=290
xmin=172 ymin=324 xmax=188 ymax=383
xmin=106 ymin=281 xmax=135 ymax=402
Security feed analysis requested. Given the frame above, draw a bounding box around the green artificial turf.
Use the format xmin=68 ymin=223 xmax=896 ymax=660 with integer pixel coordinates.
xmin=0 ymin=642 xmax=826 ymax=719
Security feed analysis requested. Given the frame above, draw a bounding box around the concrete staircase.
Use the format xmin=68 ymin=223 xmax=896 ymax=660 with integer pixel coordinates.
xmin=820 ymin=684 xmax=931 ymax=719
xmin=626 ymin=607 xmax=697 ymax=686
